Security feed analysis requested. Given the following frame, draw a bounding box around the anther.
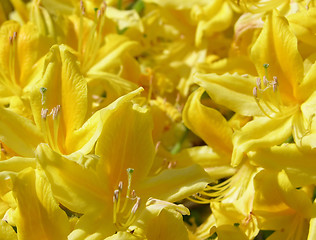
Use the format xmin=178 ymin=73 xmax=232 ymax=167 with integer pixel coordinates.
xmin=80 ymin=0 xmax=85 ymax=15
xmin=130 ymin=190 xmax=136 ymax=199
xmin=263 ymin=76 xmax=268 ymax=87
xmin=131 ymin=197 xmax=141 ymax=214
xmin=118 ymin=181 xmax=123 ymax=191
xmin=52 ymin=105 xmax=61 ymax=119
xmin=155 ymin=141 xmax=161 ymax=153
xmin=113 ymin=190 xmax=119 ymax=202
xmin=272 ymin=76 xmax=278 ymax=92
xmin=41 ymin=108 xmax=49 ymax=119
xmin=256 ymin=77 xmax=261 ymax=89
xmin=167 ymin=161 xmax=177 ymax=169
xmin=253 ymin=87 xmax=258 ymax=98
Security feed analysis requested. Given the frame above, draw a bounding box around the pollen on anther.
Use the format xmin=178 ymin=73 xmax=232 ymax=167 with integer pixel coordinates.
xmin=131 ymin=197 xmax=141 ymax=214
xmin=113 ymin=190 xmax=119 ymax=202
xmin=253 ymin=87 xmax=258 ymax=98
xmin=41 ymin=108 xmax=49 ymax=119
xmin=263 ymin=76 xmax=268 ymax=87
xmin=256 ymin=77 xmax=261 ymax=89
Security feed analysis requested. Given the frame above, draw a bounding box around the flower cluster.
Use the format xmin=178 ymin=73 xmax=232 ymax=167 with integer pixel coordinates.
xmin=1 ymin=0 xmax=316 ymax=239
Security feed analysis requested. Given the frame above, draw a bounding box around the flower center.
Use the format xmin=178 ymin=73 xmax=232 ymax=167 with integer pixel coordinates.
xmin=40 ymin=87 xmax=62 ymax=153
xmin=252 ymin=63 xmax=284 ymax=119
xmin=112 ymin=168 xmax=141 ymax=231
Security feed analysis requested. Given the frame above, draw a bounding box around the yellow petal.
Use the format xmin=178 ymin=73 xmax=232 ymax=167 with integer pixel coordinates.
xmin=232 ymin=115 xmax=293 ymax=167
xmin=211 ymin=201 xmax=259 ymax=239
xmin=133 ymin=199 xmax=189 ymax=240
xmin=299 ymin=60 xmax=316 ymax=101
xmin=0 ymin=106 xmax=43 ymax=157
xmin=215 ymin=225 xmax=249 ymax=240
xmin=249 ymin=144 xmax=316 ymax=187
xmin=36 ymin=144 xmax=108 ymax=214
xmin=183 ymin=87 xmax=233 ymax=155
xmin=195 ymin=1 xmax=233 ymax=46
xmin=288 ymin=7 xmax=316 ymax=48
xmin=104 ymin=231 xmax=140 ymax=240
xmin=68 ymin=210 xmax=116 ymax=240
xmin=66 ymin=87 xmax=143 ymax=155
xmin=88 ymin=34 xmax=140 ymax=75
xmin=95 ymin=101 xmax=155 ymax=187
xmin=0 ymin=157 xmax=36 ymax=172
xmin=250 ymin=12 xmax=304 ymax=102
xmin=30 ymin=44 xmax=88 ymax=153
xmin=278 ymin=170 xmax=316 ymax=218
xmin=87 ymin=72 xmax=138 ymax=112
xmin=12 ymin=168 xmax=71 ymax=240
xmin=194 ymin=72 xmax=263 ymax=116
xmin=142 ymin=0 xmax=209 ymax=9
xmin=17 ymin=22 xmax=54 ymax=88
xmin=0 ymin=220 xmax=17 ymax=240
xmin=137 ymin=164 xmax=210 ymax=202
xmin=171 ymin=146 xmax=235 ymax=180
xmin=144 ymin=205 xmax=189 ymax=240
xmin=308 ymin=216 xmax=316 ymax=240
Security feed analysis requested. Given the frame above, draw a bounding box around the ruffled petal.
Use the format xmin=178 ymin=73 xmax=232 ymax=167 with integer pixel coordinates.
xmin=250 ymin=12 xmax=304 ymax=102
xmin=0 ymin=220 xmax=17 ymax=240
xmin=232 ymin=115 xmax=293 ymax=167
xmin=194 ymin=72 xmax=262 ymax=116
xmin=36 ymin=144 xmax=109 ymax=214
xmin=12 ymin=168 xmax=71 ymax=240
xmin=249 ymin=144 xmax=316 ymax=187
xmin=183 ymin=87 xmax=233 ymax=155
xmin=68 ymin=209 xmax=116 ymax=240
xmin=0 ymin=106 xmax=43 ymax=157
xmin=277 ymin=170 xmax=316 ymax=219
xmin=66 ymin=87 xmax=143 ymax=155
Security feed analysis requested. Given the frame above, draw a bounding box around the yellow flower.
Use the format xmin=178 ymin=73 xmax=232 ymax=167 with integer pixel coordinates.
xmin=0 ymin=44 xmax=143 ymax=157
xmin=251 ymin=169 xmax=316 ymax=239
xmin=0 ymin=20 xmax=52 ymax=108
xmin=36 ymin=99 xmax=209 ymax=239
xmin=194 ymin=11 xmax=316 ymax=166
xmin=12 ymin=167 xmax=71 ymax=240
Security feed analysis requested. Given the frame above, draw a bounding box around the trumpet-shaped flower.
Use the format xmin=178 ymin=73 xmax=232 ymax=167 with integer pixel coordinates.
xmin=0 ymin=20 xmax=52 ymax=108
xmin=36 ymin=99 xmax=209 ymax=239
xmin=251 ymin=169 xmax=316 ymax=239
xmin=0 ymin=44 xmax=143 ymax=157
xmin=194 ymin=11 xmax=316 ymax=166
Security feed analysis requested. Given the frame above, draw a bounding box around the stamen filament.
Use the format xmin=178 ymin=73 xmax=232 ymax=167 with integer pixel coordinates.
xmin=120 ymin=168 xmax=134 ymax=214
xmin=52 ymin=105 xmax=61 ymax=151
xmin=255 ymin=98 xmax=273 ymax=119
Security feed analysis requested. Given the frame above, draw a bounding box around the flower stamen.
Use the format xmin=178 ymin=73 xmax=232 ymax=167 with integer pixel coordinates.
xmin=252 ymin=64 xmax=284 ymax=118
xmin=113 ymin=168 xmax=141 ymax=231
